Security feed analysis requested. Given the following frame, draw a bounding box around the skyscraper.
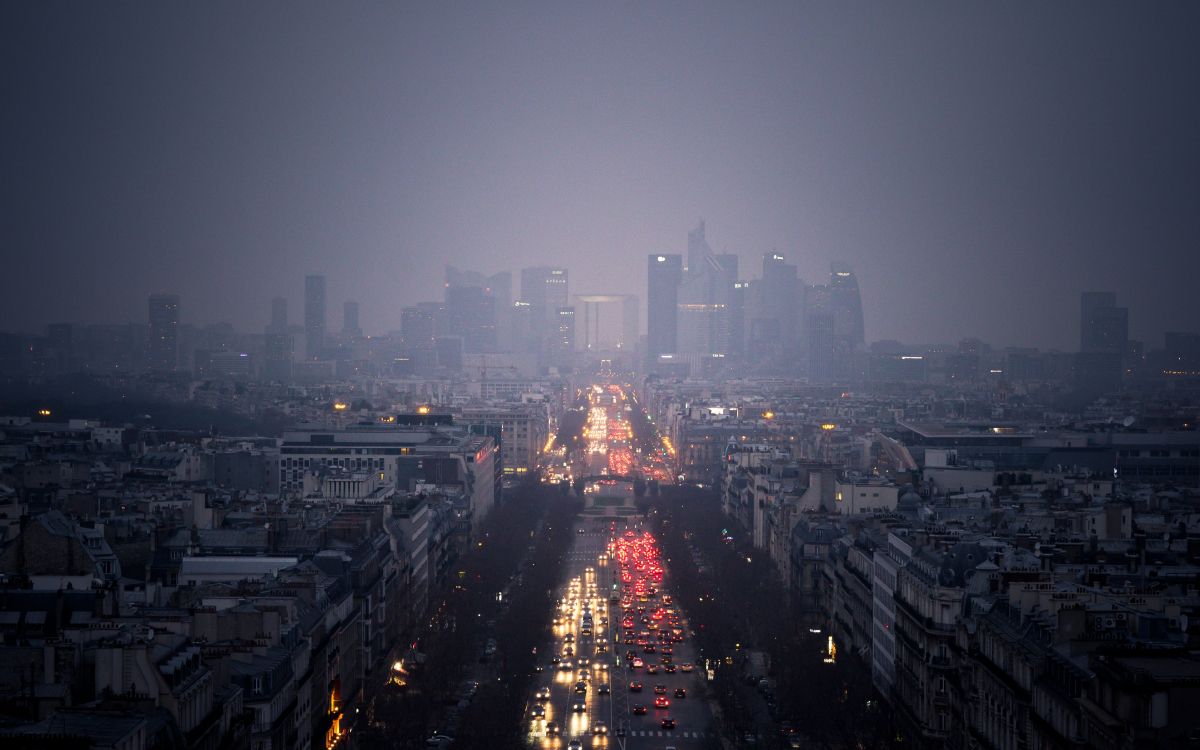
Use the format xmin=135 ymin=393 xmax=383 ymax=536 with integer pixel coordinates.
xmin=752 ymin=252 xmax=799 ymax=363
xmin=444 ymin=266 xmax=507 ymax=353
xmin=519 ymin=266 xmax=569 ymax=355
xmin=686 ymin=220 xmax=712 ymax=274
xmin=1080 ymin=291 xmax=1128 ymax=354
xmin=342 ymin=300 xmax=361 ymax=338
xmin=555 ymin=306 xmax=576 ymax=360
xmin=268 ymin=296 xmax=288 ymax=334
xmin=676 ymin=254 xmax=737 ymax=361
xmin=147 ymin=294 xmax=180 ymax=372
xmin=1077 ymin=291 xmax=1128 ymax=395
xmin=304 ymin=275 xmax=326 ymax=360
xmin=828 ymin=262 xmax=865 ymax=350
xmin=647 ymin=254 xmax=683 ymax=363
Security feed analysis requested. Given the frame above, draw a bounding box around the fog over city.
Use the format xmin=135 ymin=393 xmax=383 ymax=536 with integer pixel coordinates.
xmin=4 ymin=2 xmax=1199 ymax=348
xmin=4 ymin=6 xmax=1200 ymax=750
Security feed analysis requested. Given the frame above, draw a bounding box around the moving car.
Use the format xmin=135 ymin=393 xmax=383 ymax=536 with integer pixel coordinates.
xmin=629 ymin=681 xmax=643 ymax=692
xmin=674 ymin=687 xmax=687 ymax=698
xmin=660 ymin=717 xmax=676 ymax=730
xmin=632 ymin=704 xmax=647 ymax=715
xmin=654 ymin=696 xmax=670 ymax=709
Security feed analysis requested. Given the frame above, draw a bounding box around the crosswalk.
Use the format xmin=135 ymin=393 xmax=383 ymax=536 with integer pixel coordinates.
xmin=624 ymin=730 xmax=710 ymax=738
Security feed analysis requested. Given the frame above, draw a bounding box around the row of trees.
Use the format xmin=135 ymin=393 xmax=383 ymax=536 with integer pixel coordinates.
xmin=360 ymin=483 xmax=580 ymax=748
xmin=651 ymin=487 xmax=898 ymax=749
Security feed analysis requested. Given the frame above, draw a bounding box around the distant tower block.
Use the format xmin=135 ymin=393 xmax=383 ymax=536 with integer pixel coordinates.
xmin=575 ymin=294 xmax=639 ymax=351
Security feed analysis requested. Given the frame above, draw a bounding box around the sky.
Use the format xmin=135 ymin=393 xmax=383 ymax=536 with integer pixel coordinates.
xmin=3 ymin=1 xmax=1198 ymax=350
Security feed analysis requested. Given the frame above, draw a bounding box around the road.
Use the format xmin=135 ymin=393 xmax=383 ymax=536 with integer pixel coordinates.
xmin=524 ymin=521 xmax=715 ymax=750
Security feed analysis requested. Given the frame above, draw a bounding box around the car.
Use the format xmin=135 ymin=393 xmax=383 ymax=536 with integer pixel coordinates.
xmin=680 ymin=663 xmax=694 ymax=673
xmin=660 ymin=717 xmax=676 ymax=730
xmin=568 ymin=739 xmax=584 ymax=750
xmin=629 ymin=681 xmax=643 ymax=692
xmin=574 ymin=681 xmax=587 ymax=694
xmin=598 ymin=683 xmax=610 ymax=695
xmin=425 ymin=735 xmax=454 ymax=748
xmin=645 ymin=664 xmax=658 ymax=675
xmin=654 ymin=696 xmax=670 ymax=709
xmin=632 ymin=704 xmax=647 ymax=715
xmin=536 ymin=687 xmax=551 ymax=701
xmin=592 ymin=721 xmax=608 ymax=735
xmin=534 ymin=663 xmax=544 ymax=672
xmin=631 ymin=657 xmax=644 ymax=668
xmin=653 ymin=685 xmax=667 ymax=695
xmin=674 ymin=687 xmax=686 ymax=698
xmin=571 ymin=701 xmax=586 ymax=712
xmin=531 ymin=705 xmax=546 ymax=718
xmin=545 ymin=722 xmax=560 ymax=736
xmin=664 ymin=664 xmax=676 ymax=673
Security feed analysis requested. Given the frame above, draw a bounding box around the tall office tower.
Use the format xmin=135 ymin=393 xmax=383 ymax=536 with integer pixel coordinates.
xmin=686 ymin=220 xmax=712 ymax=274
xmin=729 ymin=281 xmax=748 ymax=359
xmin=268 ymin=296 xmax=288 ymax=334
xmin=519 ymin=266 xmax=569 ymax=354
xmin=677 ymin=254 xmax=738 ymax=362
xmin=555 ymin=306 xmax=576 ymax=360
xmin=829 ymin=263 xmax=865 ymax=349
xmin=510 ymin=301 xmax=536 ymax=353
xmin=647 ymin=254 xmax=683 ymax=363
xmin=263 ymin=332 xmax=293 ymax=381
xmin=1080 ymin=292 xmax=1128 ymax=353
xmin=489 ymin=271 xmax=513 ymax=351
xmin=147 ymin=294 xmax=180 ymax=372
xmin=304 ymin=275 xmax=326 ymax=360
xmin=444 ymin=265 xmax=503 ymax=353
xmin=804 ymin=284 xmax=836 ymax=381
xmin=1077 ymin=291 xmax=1128 ymax=394
xmin=752 ymin=252 xmax=799 ymax=362
xmin=401 ymin=304 xmax=437 ymax=348
xmin=342 ymin=300 xmax=361 ymax=338
xmin=401 ymin=302 xmax=441 ymax=371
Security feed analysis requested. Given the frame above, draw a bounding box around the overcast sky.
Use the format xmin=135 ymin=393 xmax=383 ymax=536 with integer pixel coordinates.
xmin=3 ymin=2 xmax=1198 ymax=349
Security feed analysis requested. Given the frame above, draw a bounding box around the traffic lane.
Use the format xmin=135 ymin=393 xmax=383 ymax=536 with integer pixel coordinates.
xmin=622 ymin=646 xmax=711 ymax=749
xmin=526 ymin=527 xmax=615 ymax=747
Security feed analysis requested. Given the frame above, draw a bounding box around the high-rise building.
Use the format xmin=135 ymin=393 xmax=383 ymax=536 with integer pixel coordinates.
xmin=804 ymin=284 xmax=835 ymax=381
xmin=686 ymin=220 xmax=712 ymax=274
xmin=676 ymin=253 xmax=737 ymax=362
xmin=444 ymin=266 xmax=506 ymax=353
xmin=263 ymin=332 xmax=293 ymax=381
xmin=647 ymin=254 xmax=683 ymax=363
xmin=1080 ymin=291 xmax=1128 ymax=354
xmin=1077 ymin=291 xmax=1128 ymax=395
xmin=342 ymin=300 xmax=361 ymax=338
xmin=268 ymin=296 xmax=288 ymax=334
xmin=829 ymin=262 xmax=865 ymax=350
xmin=304 ymin=275 xmax=326 ymax=360
xmin=147 ymin=293 xmax=180 ymax=372
xmin=519 ymin=266 xmax=569 ymax=354
xmin=555 ymin=306 xmax=576 ymax=359
xmin=752 ymin=252 xmax=799 ymax=364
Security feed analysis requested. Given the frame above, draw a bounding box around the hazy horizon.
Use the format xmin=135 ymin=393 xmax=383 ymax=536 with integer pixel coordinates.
xmin=4 ymin=2 xmax=1198 ymax=350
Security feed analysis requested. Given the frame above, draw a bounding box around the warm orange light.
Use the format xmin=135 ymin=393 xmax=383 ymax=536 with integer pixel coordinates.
xmin=333 ymin=402 xmax=348 ymax=411
xmin=762 ymin=411 xmax=775 ymax=420
xmin=416 ymin=405 xmax=431 ymax=415
xmin=37 ymin=409 xmax=52 ymax=417
xmin=820 ymin=423 xmax=837 ymax=431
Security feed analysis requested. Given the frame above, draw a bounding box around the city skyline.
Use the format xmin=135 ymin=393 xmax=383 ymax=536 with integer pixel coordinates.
xmin=4 ymin=3 xmax=1199 ymax=349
